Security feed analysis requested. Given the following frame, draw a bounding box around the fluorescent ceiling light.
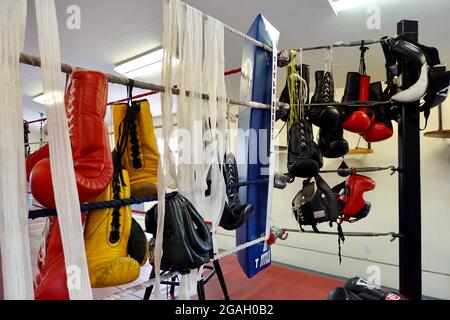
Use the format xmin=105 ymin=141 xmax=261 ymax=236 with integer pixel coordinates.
xmin=328 ymin=0 xmax=376 ymax=15
xmin=114 ymin=47 xmax=164 ymax=79
xmin=33 ymin=91 xmax=64 ymax=105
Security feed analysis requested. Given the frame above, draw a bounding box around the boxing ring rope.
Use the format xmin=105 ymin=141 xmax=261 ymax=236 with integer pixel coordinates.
xmin=319 ymin=165 xmax=399 ymax=176
xmin=100 ymin=270 xmax=180 ymax=300
xmin=24 ymin=141 xmax=47 ymax=146
xmin=19 ymin=53 xmax=270 ymax=110
xmin=25 ymin=117 xmax=47 ymax=124
xmin=98 ymin=226 xmax=401 ymax=300
xmin=223 ymin=68 xmax=242 ymax=76
xmin=27 ymin=165 xmax=399 ymax=220
xmin=281 ymin=228 xmax=401 ymax=241
xmin=106 ymin=90 xmax=160 ymax=106
xmin=290 ymin=38 xmax=386 ymax=52
xmin=105 ymin=68 xmax=240 ymax=106
xmin=24 ymin=67 xmax=240 ymax=145
xmin=99 ymin=235 xmax=267 ymax=300
xmin=98 ymin=225 xmax=402 ymax=300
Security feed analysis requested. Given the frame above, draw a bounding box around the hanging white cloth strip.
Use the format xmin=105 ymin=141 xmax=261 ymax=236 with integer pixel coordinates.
xmin=176 ymin=2 xmax=205 ymax=212
xmin=203 ymin=17 xmax=227 ymax=254
xmin=159 ymin=0 xmax=227 ymax=300
xmin=175 ymin=1 xmax=205 ymax=300
xmin=0 ymin=0 xmax=34 ymax=300
xmin=34 ymin=0 xmax=92 ymax=300
xmin=324 ymin=45 xmax=334 ymax=74
xmin=154 ymin=0 xmax=179 ymax=299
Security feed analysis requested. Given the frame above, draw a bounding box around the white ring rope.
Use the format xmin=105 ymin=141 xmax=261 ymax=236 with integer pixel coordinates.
xmin=99 ymin=222 xmax=401 ymax=300
xmin=212 ymin=236 xmax=266 ymax=261
xmin=99 ymin=271 xmax=180 ymax=300
xmin=98 ymin=236 xmax=266 ymax=300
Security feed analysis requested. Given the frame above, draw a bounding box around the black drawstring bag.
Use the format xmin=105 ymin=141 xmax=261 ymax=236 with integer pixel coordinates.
xmin=145 ymin=192 xmax=212 ymax=273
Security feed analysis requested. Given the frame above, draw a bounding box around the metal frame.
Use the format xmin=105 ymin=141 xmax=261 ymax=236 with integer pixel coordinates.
xmin=397 ymin=19 xmax=422 ymax=300
xmin=286 ymin=20 xmax=423 ymax=300
xmin=20 ymin=13 xmax=425 ymax=299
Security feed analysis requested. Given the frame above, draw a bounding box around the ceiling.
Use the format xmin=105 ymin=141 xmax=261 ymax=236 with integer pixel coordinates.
xmin=21 ymin=0 xmax=450 ymax=132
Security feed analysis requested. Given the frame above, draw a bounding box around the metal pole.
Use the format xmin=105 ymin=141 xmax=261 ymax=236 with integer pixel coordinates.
xmin=293 ymin=38 xmax=386 ymax=52
xmin=19 ymin=52 xmax=270 ymax=110
xmin=397 ymin=20 xmax=422 ymax=300
xmin=438 ymin=104 xmax=443 ymax=131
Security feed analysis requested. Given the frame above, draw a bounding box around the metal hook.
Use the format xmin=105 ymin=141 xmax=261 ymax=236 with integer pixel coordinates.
xmin=390 ymin=166 xmax=401 ymax=175
xmin=390 ymin=232 xmax=402 ymax=242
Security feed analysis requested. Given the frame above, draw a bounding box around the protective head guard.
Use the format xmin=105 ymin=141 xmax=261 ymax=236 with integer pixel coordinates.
xmin=277 ymin=50 xmax=292 ymax=68
xmin=220 ymin=202 xmax=254 ymax=231
xmin=423 ymin=66 xmax=450 ymax=109
xmin=343 ymin=277 xmax=405 ymax=300
xmin=219 ymin=153 xmax=255 ymax=230
xmin=327 ymin=287 xmax=362 ymax=300
xmin=420 ymin=66 xmax=450 ymax=127
xmin=292 ymin=174 xmax=339 ymax=232
xmin=333 ymin=173 xmax=376 ymax=222
xmin=382 ymin=37 xmax=429 ymax=103
xmin=145 ymin=192 xmax=212 ymax=273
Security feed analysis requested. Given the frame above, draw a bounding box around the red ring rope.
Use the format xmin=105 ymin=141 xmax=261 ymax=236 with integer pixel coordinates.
xmin=26 ymin=68 xmax=241 ymax=123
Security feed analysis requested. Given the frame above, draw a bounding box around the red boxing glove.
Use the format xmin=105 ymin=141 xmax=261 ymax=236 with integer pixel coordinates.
xmin=358 ymin=75 xmax=375 ymax=122
xmin=342 ymin=75 xmax=372 ymax=133
xmin=25 ymin=144 xmax=49 ymax=182
xmin=29 ymin=70 xmax=113 ymax=209
xmin=363 ymin=122 xmax=393 ymax=142
xmin=342 ymin=111 xmax=370 ymax=133
xmin=34 ymin=215 xmax=86 ymax=300
xmin=363 ymin=82 xmax=394 ymax=143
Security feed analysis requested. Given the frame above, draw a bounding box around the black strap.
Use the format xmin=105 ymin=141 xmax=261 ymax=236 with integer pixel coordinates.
xmin=312 ymin=224 xmax=320 ymax=234
xmin=359 ymin=41 xmax=369 ymax=75
xmin=24 ymin=120 xmax=30 ymax=157
xmin=420 ymin=107 xmax=430 ymax=131
xmin=331 ymin=181 xmax=346 ymax=194
xmin=64 ymin=72 xmax=70 ymax=95
xmin=110 ymin=81 xmax=135 ymax=243
xmin=337 ymin=223 xmax=345 ymax=265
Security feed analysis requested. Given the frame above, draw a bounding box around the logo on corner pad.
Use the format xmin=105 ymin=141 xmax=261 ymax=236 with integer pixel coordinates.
xmin=254 ymin=250 xmax=271 ymax=269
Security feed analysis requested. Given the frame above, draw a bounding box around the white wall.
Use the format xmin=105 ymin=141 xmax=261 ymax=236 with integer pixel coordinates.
xmin=214 ymin=88 xmax=450 ymax=299
xmin=148 ymin=87 xmax=449 ymax=299
xmin=23 ymin=89 xmax=448 ymax=299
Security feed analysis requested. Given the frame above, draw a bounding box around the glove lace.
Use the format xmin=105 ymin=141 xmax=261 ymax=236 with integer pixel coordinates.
xmin=66 ymin=77 xmax=76 ymax=137
xmin=127 ymin=102 xmax=142 ymax=169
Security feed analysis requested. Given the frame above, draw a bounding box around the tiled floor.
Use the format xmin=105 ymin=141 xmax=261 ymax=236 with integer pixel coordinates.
xmin=1 ymin=218 xmax=342 ymax=300
xmin=203 ymin=256 xmax=342 ymax=300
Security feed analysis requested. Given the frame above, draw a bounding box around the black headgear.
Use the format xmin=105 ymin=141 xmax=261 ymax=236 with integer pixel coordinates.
xmin=292 ymin=174 xmax=339 ymax=232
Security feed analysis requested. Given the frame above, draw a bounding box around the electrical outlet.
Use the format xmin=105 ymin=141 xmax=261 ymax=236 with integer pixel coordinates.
xmin=364 ymin=243 xmax=372 ymax=254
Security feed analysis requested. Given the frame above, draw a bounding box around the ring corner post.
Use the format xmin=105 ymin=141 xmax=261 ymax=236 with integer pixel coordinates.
xmin=397 ymin=19 xmax=422 ymax=300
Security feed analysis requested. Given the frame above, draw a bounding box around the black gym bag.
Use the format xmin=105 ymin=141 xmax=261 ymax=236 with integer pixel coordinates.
xmin=145 ymin=192 xmax=213 ymax=273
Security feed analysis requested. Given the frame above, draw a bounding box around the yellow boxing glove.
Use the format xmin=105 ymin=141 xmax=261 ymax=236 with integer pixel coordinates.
xmin=112 ymin=100 xmax=159 ymax=198
xmin=84 ymin=170 xmax=148 ymax=288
